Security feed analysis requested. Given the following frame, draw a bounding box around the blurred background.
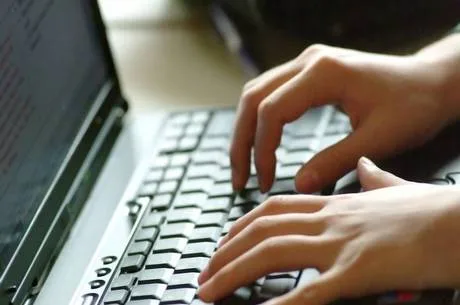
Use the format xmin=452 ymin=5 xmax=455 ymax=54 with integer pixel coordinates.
xmin=98 ymin=0 xmax=460 ymax=115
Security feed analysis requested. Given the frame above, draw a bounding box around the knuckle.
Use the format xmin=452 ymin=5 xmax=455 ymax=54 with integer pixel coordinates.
xmin=260 ymin=236 xmax=282 ymax=255
xmin=257 ymin=100 xmax=275 ymax=120
xmin=299 ymin=43 xmax=327 ymax=59
xmin=308 ymin=54 xmax=344 ymax=75
xmin=226 ymin=221 xmax=239 ymax=239
xmin=250 ymin=216 xmax=275 ymax=237
xmin=242 ymin=78 xmax=257 ymax=92
xmin=240 ymin=88 xmax=261 ymax=109
xmin=263 ymin=195 xmax=287 ymax=213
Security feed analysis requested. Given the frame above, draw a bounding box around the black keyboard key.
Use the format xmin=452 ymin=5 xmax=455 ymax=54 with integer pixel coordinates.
xmin=120 ymin=254 xmax=145 ymax=273
xmin=244 ymin=176 xmax=259 ymax=191
xmin=280 ymin=151 xmax=314 ymax=166
xmin=174 ymin=192 xmax=207 ymax=209
xmin=138 ymin=268 xmax=174 ymax=285
xmin=145 ymin=170 xmax=163 ymax=183
xmin=158 ymin=139 xmax=179 ymax=154
xmin=189 ymin=227 xmax=221 ymax=243
xmin=181 ymin=179 xmax=212 ymax=193
xmin=228 ymin=205 xmax=254 ymax=221
xmin=196 ymin=212 xmax=226 ymax=227
xmin=152 ymin=238 xmax=188 ymax=254
xmin=214 ymin=169 xmax=232 ymax=183
xmin=219 ymin=287 xmax=253 ymax=304
xmin=260 ymin=278 xmax=296 ymax=296
xmin=269 ymin=180 xmax=295 ymax=195
xmin=297 ymin=268 xmax=320 ymax=286
xmin=318 ymin=134 xmax=347 ymax=151
xmin=192 ymin=111 xmax=210 ymax=124
xmin=127 ymin=301 xmax=159 ymax=305
xmin=111 ymin=274 xmax=136 ymax=291
xmin=168 ymin=272 xmax=200 ymax=289
xmin=284 ymin=107 xmax=326 ymax=137
xmin=208 ymin=182 xmax=233 ymax=197
xmin=138 ymin=183 xmax=158 ymax=197
xmin=176 ymin=257 xmax=209 ymax=273
xmin=164 ymin=168 xmax=184 ymax=181
xmin=192 ymin=151 xmax=225 ymax=165
xmin=179 ymin=137 xmax=199 ymax=151
xmin=104 ymin=289 xmax=129 ymax=304
xmin=182 ymin=242 xmax=215 ymax=258
xmin=135 ymin=228 xmax=159 ymax=242
xmin=199 ymin=137 xmax=228 ymax=151
xmin=131 ymin=283 xmax=167 ymax=301
xmin=128 ymin=241 xmax=152 ymax=256
xmin=222 ymin=221 xmax=235 ymax=235
xmin=185 ymin=124 xmax=205 ymax=136
xmin=276 ymin=165 xmax=300 ymax=180
xmin=164 ymin=126 xmax=184 ymax=139
xmin=167 ymin=208 xmax=201 ymax=224
xmin=161 ymin=288 xmax=196 ymax=304
xmin=202 ymin=197 xmax=232 ymax=213
xmin=234 ymin=191 xmax=265 ymax=205
xmin=282 ymin=138 xmax=317 ymax=153
xmin=170 ymin=154 xmax=190 ymax=167
xmin=206 ymin=111 xmax=235 ymax=137
xmin=142 ymin=214 xmax=165 ymax=228
xmin=160 ymin=223 xmax=195 ymax=239
xmin=427 ymin=178 xmax=451 ymax=185
xmin=157 ymin=181 xmax=178 ymax=194
xmin=187 ymin=165 xmax=217 ymax=179
xmin=151 ymin=156 xmax=170 ymax=169
xmin=447 ymin=172 xmax=460 ymax=184
xmin=266 ymin=271 xmax=299 ymax=280
xmin=191 ymin=300 xmax=211 ymax=305
xmin=150 ymin=194 xmax=173 ymax=211
xmin=146 ymin=253 xmax=181 ymax=269
xmin=170 ymin=113 xmax=191 ymax=126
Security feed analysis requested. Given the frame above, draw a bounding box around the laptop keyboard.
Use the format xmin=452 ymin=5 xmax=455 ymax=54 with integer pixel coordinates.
xmin=102 ymin=107 xmax=352 ymax=305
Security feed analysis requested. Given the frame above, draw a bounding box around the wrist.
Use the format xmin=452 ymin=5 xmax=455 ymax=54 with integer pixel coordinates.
xmin=426 ymin=187 xmax=460 ymax=288
xmin=414 ymin=34 xmax=460 ymax=123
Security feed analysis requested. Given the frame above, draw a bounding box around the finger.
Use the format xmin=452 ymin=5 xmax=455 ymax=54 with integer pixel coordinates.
xmin=198 ymin=235 xmax=333 ymax=302
xmin=231 ymin=61 xmax=301 ymax=191
xmin=295 ymin=111 xmax=409 ymax=193
xmin=357 ymin=157 xmax=411 ymax=191
xmin=264 ymin=269 xmax=345 ymax=305
xmin=199 ymin=214 xmax=326 ymax=285
xmin=244 ymin=59 xmax=300 ymax=91
xmin=254 ymin=56 xmax=348 ymax=192
xmin=218 ymin=195 xmax=326 ymax=248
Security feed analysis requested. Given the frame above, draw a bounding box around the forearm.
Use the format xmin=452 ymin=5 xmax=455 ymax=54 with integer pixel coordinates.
xmin=415 ymin=33 xmax=460 ymax=121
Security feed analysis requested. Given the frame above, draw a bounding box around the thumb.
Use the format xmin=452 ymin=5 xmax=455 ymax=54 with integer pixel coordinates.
xmin=357 ymin=156 xmax=410 ymax=191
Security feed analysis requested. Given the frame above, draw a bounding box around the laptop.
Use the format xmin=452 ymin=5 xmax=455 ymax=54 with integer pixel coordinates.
xmin=0 ymin=1 xmax=458 ymax=305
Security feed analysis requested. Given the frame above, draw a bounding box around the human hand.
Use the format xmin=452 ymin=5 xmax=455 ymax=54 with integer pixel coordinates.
xmin=230 ymin=44 xmax=457 ymax=193
xmin=199 ymin=157 xmax=460 ymax=304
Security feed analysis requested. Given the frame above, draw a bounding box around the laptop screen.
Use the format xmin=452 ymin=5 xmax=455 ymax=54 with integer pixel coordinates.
xmin=0 ymin=1 xmax=109 ymax=272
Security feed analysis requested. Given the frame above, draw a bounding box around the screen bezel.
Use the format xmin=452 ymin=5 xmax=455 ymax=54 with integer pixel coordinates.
xmin=0 ymin=1 xmax=128 ymax=303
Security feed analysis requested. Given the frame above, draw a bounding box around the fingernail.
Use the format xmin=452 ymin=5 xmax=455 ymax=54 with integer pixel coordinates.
xmin=218 ymin=235 xmax=228 ymax=248
xmin=198 ymin=266 xmax=210 ymax=285
xmin=295 ymin=170 xmax=319 ymax=193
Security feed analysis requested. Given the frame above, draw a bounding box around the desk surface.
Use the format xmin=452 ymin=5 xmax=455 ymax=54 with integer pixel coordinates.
xmin=99 ymin=0 xmax=246 ymax=115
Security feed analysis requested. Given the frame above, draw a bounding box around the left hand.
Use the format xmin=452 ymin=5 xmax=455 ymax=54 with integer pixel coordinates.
xmin=197 ymin=157 xmax=460 ymax=304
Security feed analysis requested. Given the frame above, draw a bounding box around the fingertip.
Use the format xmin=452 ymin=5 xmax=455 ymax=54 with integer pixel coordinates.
xmin=295 ymin=170 xmax=320 ymax=193
xmin=197 ymin=280 xmax=215 ymax=303
xmin=198 ymin=266 xmax=210 ymax=285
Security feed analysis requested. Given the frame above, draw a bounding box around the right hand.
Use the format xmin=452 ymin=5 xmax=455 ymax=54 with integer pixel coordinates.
xmin=230 ymin=44 xmax=457 ymax=193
